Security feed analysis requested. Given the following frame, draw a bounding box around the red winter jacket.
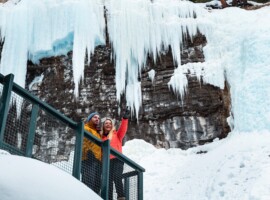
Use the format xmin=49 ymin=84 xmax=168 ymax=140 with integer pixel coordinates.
xmin=102 ymin=118 xmax=128 ymax=159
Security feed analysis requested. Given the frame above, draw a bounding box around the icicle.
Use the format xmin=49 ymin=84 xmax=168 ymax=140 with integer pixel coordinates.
xmin=106 ymin=0 xmax=208 ymax=118
xmin=148 ymin=69 xmax=155 ymax=83
xmin=168 ymin=66 xmax=188 ymax=102
xmin=72 ymin=0 xmax=105 ymax=96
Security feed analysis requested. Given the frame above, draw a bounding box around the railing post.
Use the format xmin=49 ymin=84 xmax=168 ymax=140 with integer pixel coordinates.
xmin=0 ymin=74 xmax=14 ymax=143
xmin=101 ymin=139 xmax=110 ymax=200
xmin=138 ymin=171 xmax=143 ymax=200
xmin=72 ymin=121 xmax=84 ymax=179
xmin=124 ymin=177 xmax=130 ymax=200
xmin=25 ymin=104 xmax=39 ymax=157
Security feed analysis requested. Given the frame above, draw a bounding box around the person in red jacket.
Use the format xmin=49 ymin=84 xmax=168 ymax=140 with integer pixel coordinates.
xmin=101 ymin=107 xmax=130 ymax=200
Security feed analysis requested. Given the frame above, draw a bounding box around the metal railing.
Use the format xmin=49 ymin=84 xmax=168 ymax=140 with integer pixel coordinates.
xmin=0 ymin=73 xmax=145 ymax=200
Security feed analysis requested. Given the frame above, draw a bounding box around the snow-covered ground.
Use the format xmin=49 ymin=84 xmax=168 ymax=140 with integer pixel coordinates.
xmin=124 ymin=132 xmax=270 ymax=200
xmin=1 ymin=131 xmax=270 ymax=200
xmin=0 ymin=149 xmax=101 ymax=200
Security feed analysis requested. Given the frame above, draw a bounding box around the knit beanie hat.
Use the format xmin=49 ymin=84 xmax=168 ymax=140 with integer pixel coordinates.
xmin=86 ymin=112 xmax=100 ymax=122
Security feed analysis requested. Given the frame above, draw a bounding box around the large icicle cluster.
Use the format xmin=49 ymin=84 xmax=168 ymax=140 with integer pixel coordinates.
xmin=0 ymin=0 xmax=208 ymax=119
xmin=0 ymin=0 xmax=105 ymax=94
xmin=105 ymin=0 xmax=208 ymax=118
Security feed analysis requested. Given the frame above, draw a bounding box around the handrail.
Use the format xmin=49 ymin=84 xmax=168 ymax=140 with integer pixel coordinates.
xmin=111 ymin=148 xmax=145 ymax=172
xmin=0 ymin=73 xmax=77 ymax=129
xmin=0 ymin=141 xmax=24 ymax=155
xmin=84 ymin=130 xmax=103 ymax=146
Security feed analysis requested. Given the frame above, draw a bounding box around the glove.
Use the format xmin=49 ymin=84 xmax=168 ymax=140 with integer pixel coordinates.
xmin=123 ymin=106 xmax=131 ymax=119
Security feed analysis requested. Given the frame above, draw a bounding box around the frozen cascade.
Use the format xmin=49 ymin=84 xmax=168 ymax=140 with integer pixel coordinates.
xmin=105 ymin=0 xmax=208 ymax=116
xmin=2 ymin=0 xmax=269 ymax=133
xmin=168 ymin=7 xmax=270 ymax=132
xmin=0 ymin=0 xmax=105 ymax=94
xmin=201 ymin=7 xmax=270 ymax=131
xmin=0 ymin=0 xmax=208 ymax=119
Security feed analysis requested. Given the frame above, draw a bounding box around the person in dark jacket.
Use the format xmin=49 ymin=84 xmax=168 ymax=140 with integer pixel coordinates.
xmin=101 ymin=107 xmax=130 ymax=200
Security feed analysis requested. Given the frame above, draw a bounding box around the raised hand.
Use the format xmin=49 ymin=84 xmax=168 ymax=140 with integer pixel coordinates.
xmin=123 ymin=106 xmax=131 ymax=119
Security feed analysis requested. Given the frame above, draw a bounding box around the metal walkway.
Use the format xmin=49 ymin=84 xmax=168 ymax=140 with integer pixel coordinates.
xmin=0 ymin=73 xmax=144 ymax=200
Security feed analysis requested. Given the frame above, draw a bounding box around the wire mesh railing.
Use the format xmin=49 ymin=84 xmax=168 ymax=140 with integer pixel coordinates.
xmin=3 ymin=93 xmax=29 ymax=154
xmin=0 ymin=73 xmax=145 ymax=200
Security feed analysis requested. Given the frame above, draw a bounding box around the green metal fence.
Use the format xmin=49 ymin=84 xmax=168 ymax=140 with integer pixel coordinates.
xmin=0 ymin=73 xmax=145 ymax=200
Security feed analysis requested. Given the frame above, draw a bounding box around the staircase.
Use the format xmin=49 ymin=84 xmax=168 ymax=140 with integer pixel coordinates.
xmin=0 ymin=73 xmax=145 ymax=200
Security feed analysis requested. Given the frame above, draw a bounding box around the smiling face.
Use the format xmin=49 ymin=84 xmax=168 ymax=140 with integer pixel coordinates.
xmin=103 ymin=119 xmax=113 ymax=133
xmin=90 ymin=114 xmax=100 ymax=126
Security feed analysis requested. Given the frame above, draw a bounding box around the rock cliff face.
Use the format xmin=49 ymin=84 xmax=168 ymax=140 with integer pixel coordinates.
xmin=25 ymin=33 xmax=231 ymax=154
xmin=0 ymin=30 xmax=231 ymax=162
